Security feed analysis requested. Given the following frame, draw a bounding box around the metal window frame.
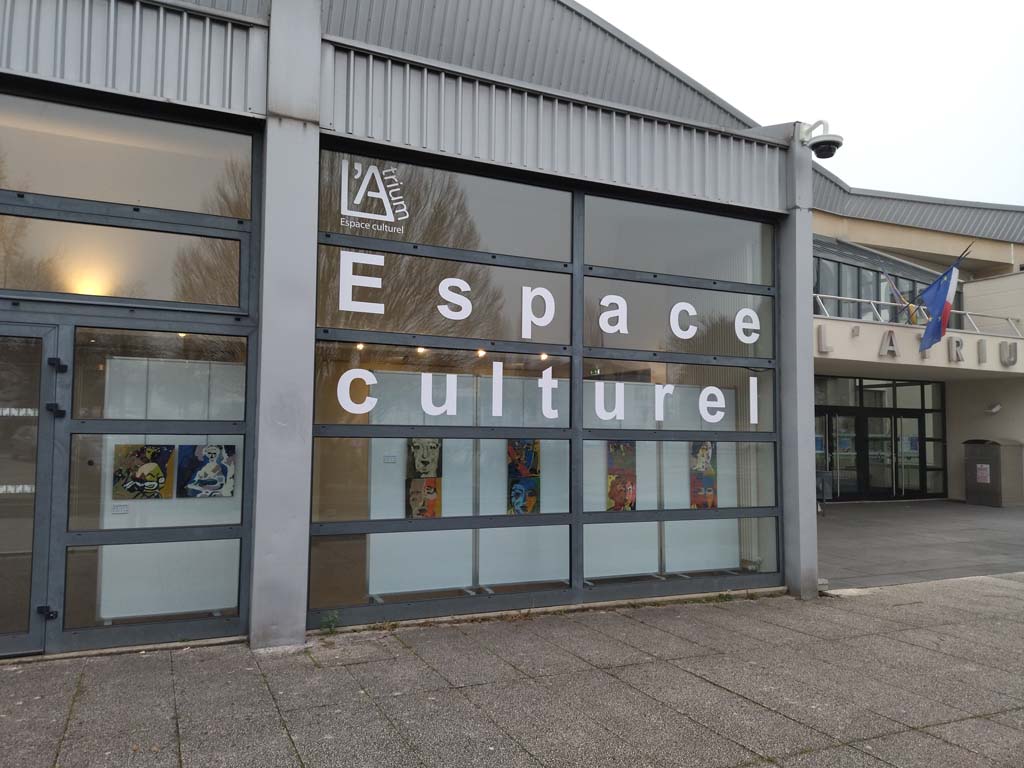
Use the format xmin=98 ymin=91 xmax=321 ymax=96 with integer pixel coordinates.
xmin=0 ymin=85 xmax=263 ymax=655
xmin=307 ymin=139 xmax=783 ymax=630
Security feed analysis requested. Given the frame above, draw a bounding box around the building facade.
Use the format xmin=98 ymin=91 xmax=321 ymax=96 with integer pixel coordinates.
xmin=0 ymin=0 xmax=1019 ymax=658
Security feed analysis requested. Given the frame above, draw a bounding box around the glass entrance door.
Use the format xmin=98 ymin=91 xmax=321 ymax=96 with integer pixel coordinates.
xmin=865 ymin=414 xmax=894 ymax=496
xmin=0 ymin=325 xmax=56 ymax=657
xmin=896 ymin=416 xmax=923 ymax=495
xmin=816 ymin=411 xmax=860 ymax=499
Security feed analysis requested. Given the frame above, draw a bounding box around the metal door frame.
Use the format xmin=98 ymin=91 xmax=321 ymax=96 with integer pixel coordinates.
xmin=894 ymin=412 xmax=927 ymax=498
xmin=860 ymin=409 xmax=896 ymax=499
xmin=0 ymin=322 xmax=57 ymax=657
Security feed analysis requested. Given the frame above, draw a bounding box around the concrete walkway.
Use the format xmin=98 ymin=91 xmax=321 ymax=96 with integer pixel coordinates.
xmin=4 ymin=574 xmax=1024 ymax=767
xmin=819 ymin=500 xmax=1024 ymax=589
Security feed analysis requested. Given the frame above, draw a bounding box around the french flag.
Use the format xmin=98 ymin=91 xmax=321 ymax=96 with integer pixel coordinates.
xmin=918 ymin=260 xmax=962 ymax=352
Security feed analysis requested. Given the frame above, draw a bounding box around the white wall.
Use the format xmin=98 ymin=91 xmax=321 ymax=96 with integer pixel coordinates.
xmin=945 ymin=378 xmax=1024 ymax=501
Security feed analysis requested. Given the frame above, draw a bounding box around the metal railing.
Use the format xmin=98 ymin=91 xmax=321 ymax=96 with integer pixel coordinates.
xmin=813 ymin=294 xmax=1024 ymax=338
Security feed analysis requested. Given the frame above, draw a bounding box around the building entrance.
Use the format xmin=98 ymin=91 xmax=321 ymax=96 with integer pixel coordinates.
xmin=814 ymin=378 xmax=945 ymax=501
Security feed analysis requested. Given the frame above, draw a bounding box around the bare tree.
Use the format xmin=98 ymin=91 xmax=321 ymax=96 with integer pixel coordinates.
xmin=173 ymin=157 xmax=250 ymax=306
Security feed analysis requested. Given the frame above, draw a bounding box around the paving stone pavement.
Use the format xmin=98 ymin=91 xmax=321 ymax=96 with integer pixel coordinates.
xmin=3 ymin=573 xmax=1024 ymax=768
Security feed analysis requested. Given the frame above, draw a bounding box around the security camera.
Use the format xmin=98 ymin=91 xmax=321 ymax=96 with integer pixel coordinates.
xmin=807 ymin=133 xmax=844 ymax=159
xmin=799 ymin=120 xmax=844 ymax=159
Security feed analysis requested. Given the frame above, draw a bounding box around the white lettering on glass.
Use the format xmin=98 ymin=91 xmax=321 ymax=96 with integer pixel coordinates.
xmin=437 ymin=277 xmax=473 ymax=320
xmin=522 ymin=286 xmax=555 ymax=340
xmin=594 ymin=381 xmax=625 ymax=421
xmin=598 ymin=295 xmax=629 ymax=335
xmin=538 ymin=366 xmax=560 ymax=420
xmin=333 ymin=368 xmax=762 ymax=424
xmin=699 ymin=386 xmax=726 ymax=424
xmin=491 ymin=362 xmax=503 ymax=418
xmin=420 ymin=373 xmax=458 ymax=416
xmin=340 ymin=159 xmax=409 ymax=222
xmin=654 ymin=384 xmax=675 ymax=422
xmin=734 ymin=308 xmax=760 ymax=344
xmin=669 ymin=302 xmax=698 ymax=340
xmin=339 ymin=250 xmax=385 ymax=315
xmin=337 ymin=369 xmax=378 ymax=414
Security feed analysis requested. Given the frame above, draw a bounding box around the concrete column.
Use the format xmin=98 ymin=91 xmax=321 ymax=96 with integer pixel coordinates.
xmin=250 ymin=1 xmax=322 ymax=648
xmin=778 ymin=125 xmax=819 ymax=599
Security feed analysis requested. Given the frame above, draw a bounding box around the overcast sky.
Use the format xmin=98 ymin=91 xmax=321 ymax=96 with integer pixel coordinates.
xmin=577 ymin=0 xmax=1024 ymax=207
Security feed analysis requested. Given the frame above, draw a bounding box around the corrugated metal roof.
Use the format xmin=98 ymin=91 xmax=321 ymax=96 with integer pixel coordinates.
xmin=321 ymin=0 xmax=1024 ymax=243
xmin=813 ymin=235 xmax=940 ymax=284
xmin=320 ymin=0 xmax=754 ymax=131
xmin=813 ymin=165 xmax=1024 ymax=244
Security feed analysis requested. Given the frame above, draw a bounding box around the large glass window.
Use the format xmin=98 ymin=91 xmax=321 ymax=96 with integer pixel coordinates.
xmin=319 ymin=150 xmax=570 ymax=260
xmin=583 ymin=359 xmax=773 ymax=431
xmin=0 ymin=95 xmax=256 ymax=654
xmin=317 ymin=246 xmax=570 ymax=343
xmin=815 ymin=258 xmax=838 ymax=316
xmin=64 ymin=539 xmax=240 ymax=629
xmin=312 ymin=437 xmax=569 ymax=521
xmin=0 ymin=94 xmax=252 ymax=217
xmin=73 ymin=328 xmax=246 ymax=420
xmin=314 ymin=342 xmax=571 ymax=428
xmin=582 ymin=441 xmax=775 ymax=511
xmin=309 ymin=527 xmax=570 ymax=608
xmin=584 ymin=278 xmax=773 ymax=358
xmin=310 ymin=147 xmax=781 ymax=624
xmin=0 ymin=216 xmax=241 ymax=305
xmin=68 ymin=434 xmax=244 ymax=530
xmin=584 ymin=196 xmax=772 ymax=284
xmin=584 ymin=518 xmax=777 ymax=581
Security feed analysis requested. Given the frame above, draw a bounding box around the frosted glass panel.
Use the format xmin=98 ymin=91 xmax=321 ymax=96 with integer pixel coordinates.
xmin=308 ymin=527 xmax=571 ymax=608
xmin=65 ymin=539 xmax=240 ymax=628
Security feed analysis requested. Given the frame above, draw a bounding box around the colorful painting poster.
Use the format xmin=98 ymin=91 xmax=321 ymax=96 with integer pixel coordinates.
xmin=406 ymin=477 xmax=442 ymax=518
xmin=406 ymin=438 xmax=442 ymax=518
xmin=112 ymin=444 xmax=176 ymax=500
xmin=690 ymin=441 xmax=717 ymax=509
xmin=606 ymin=440 xmax=636 ymax=511
xmin=177 ymin=445 xmax=237 ymax=498
xmin=507 ymin=439 xmax=541 ymax=515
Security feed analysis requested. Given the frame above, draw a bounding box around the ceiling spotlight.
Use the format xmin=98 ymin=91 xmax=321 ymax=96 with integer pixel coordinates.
xmin=476 ymin=349 xmax=486 ymax=358
xmin=416 ymin=347 xmax=426 ymax=354
xmin=540 ymin=352 xmax=549 ymax=361
xmin=356 ymin=343 xmax=365 ymax=350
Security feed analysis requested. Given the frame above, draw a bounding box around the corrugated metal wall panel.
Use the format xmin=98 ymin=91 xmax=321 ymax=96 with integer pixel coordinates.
xmin=0 ymin=0 xmax=267 ymax=116
xmin=320 ymin=0 xmax=751 ymax=132
xmin=321 ymin=43 xmax=786 ymax=212
xmin=168 ymin=0 xmax=269 ymax=21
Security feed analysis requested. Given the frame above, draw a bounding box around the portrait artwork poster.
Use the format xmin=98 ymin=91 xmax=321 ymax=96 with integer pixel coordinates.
xmin=112 ymin=444 xmax=176 ymax=500
xmin=176 ymin=444 xmax=237 ymax=498
xmin=689 ymin=441 xmax=718 ymax=509
xmin=606 ymin=440 xmax=637 ymax=511
xmin=507 ymin=439 xmax=541 ymax=515
xmin=406 ymin=437 xmax=442 ymax=518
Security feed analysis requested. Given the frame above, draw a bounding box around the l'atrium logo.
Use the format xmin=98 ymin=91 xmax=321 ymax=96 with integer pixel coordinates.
xmin=340 ymin=158 xmax=409 ymax=234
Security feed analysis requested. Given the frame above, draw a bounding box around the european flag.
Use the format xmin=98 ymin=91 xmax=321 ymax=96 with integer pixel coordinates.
xmin=918 ymin=263 xmax=961 ymax=352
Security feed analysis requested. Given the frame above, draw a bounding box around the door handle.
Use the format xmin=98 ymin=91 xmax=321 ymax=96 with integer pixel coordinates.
xmin=47 ymin=357 xmax=68 ymax=373
xmin=45 ymin=402 xmax=66 ymax=418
